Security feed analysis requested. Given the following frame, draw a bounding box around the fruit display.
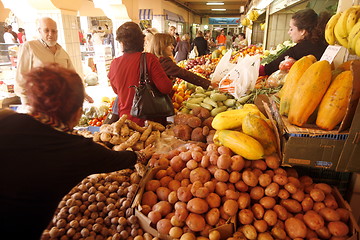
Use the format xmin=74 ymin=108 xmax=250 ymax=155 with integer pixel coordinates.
xmin=172 ymin=79 xmax=195 ymax=112
xmin=137 ymin=140 xmax=352 ymax=240
xmin=325 ymin=5 xmax=360 ymax=56
xmin=260 ymin=41 xmax=296 ymax=65
xmin=79 ymin=98 xmax=115 ymax=127
xmin=231 ymin=46 xmax=263 ymax=63
xmin=93 ymin=114 xmax=166 ymax=151
xmin=41 ymin=167 xmax=150 ymax=240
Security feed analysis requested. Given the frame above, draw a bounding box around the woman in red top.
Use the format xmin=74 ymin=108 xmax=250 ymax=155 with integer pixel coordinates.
xmin=108 ymin=22 xmax=173 ymax=126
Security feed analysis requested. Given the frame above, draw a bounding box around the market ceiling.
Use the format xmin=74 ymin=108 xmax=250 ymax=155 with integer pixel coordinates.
xmin=165 ymin=0 xmax=250 ymax=17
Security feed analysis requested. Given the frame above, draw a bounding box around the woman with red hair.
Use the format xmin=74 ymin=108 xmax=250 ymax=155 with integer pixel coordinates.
xmin=0 ymin=64 xmax=153 ymax=239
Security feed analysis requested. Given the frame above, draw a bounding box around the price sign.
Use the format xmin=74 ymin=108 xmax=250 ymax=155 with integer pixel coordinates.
xmin=320 ymin=45 xmax=342 ymax=63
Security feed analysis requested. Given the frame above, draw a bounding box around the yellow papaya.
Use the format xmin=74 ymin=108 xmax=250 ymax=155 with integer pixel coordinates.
xmin=211 ymin=108 xmax=261 ymax=130
xmin=217 ymin=130 xmax=264 ymax=160
xmin=316 ymin=71 xmax=353 ymax=130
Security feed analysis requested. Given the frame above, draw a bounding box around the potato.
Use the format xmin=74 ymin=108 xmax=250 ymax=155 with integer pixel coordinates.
xmin=271 ymin=227 xmax=287 ymax=240
xmin=292 ymin=190 xmax=305 ymax=202
xmin=217 ymin=154 xmax=232 ymax=170
xmin=239 ymin=209 xmax=254 ymax=225
xmin=170 ymin=156 xmax=186 ymax=173
xmin=303 ymin=210 xmax=325 ymax=230
xmin=186 ymin=213 xmax=206 ymax=232
xmin=278 ymin=189 xmax=290 ymax=200
xmin=250 ymin=186 xmax=265 ymax=201
xmin=284 ymin=183 xmax=298 ymax=194
xmin=242 ymin=225 xmax=257 ymax=240
xmin=287 ymin=177 xmax=301 ymax=188
xmin=152 ymin=201 xmax=172 ymax=217
xmin=190 ymin=167 xmax=211 ymax=184
xmin=156 ymin=187 xmax=171 ymax=201
xmin=206 ymin=193 xmax=221 ymax=208
xmin=313 ymin=202 xmax=326 ymax=212
xmin=141 ymin=191 xmax=158 ymax=207
xmin=260 ymin=196 xmax=276 ymax=209
xmin=160 ymin=176 xmax=173 ymax=187
xmin=186 ymin=159 xmax=199 ymax=170
xmin=215 ymin=182 xmax=228 ymax=196
xmin=254 ymin=219 xmax=268 ymax=233
xmin=204 ymin=181 xmax=215 ymax=193
xmin=228 ymin=171 xmax=241 ymax=184
xmin=336 ymin=208 xmax=350 ymax=223
xmin=299 ymin=175 xmax=313 ymax=187
xmin=191 ymin=127 xmax=206 ymax=142
xmin=177 ymin=187 xmax=192 ymax=202
xmin=148 ymin=211 xmax=162 ymax=224
xmin=328 ymin=221 xmax=349 ymax=237
xmin=285 ymin=217 xmax=307 ymax=239
xmin=314 ymin=183 xmax=332 ymax=194
xmin=265 ymin=183 xmax=280 ymax=197
xmin=157 ymin=218 xmax=172 ymax=235
xmin=175 ymin=208 xmax=189 ymax=222
xmin=258 ymin=232 xmax=274 ymax=240
xmin=195 ymin=187 xmax=210 ymax=198
xmin=324 ymin=194 xmax=339 ymax=209
xmin=169 ymin=226 xmax=183 ymax=238
xmin=281 ymin=199 xmax=302 ymax=213
xmin=200 ymin=155 xmax=211 ymax=168
xmin=265 ymin=154 xmax=281 ymax=169
xmin=173 ymin=124 xmax=192 ymax=141
xmin=273 ymin=174 xmax=288 ymax=186
xmin=214 ymin=169 xmax=230 ymax=182
xmin=310 ymin=188 xmax=325 ymax=202
xmin=319 ymin=207 xmax=340 ymax=222
xmin=259 ymin=174 xmax=272 ymax=187
xmin=301 ymin=196 xmax=314 ymax=212
xmin=273 ymin=204 xmax=288 ymax=221
xmin=316 ymin=226 xmax=332 ymax=239
xmin=235 ymin=180 xmax=249 ymax=192
xmin=168 ymin=191 xmax=178 ymax=204
xmin=180 ymin=232 xmax=196 ymax=240
xmin=251 ymin=160 xmax=267 ymax=171
xmin=238 ymin=192 xmax=251 ymax=209
xmin=225 ymin=189 xmax=240 ymax=200
xmin=206 ymin=208 xmax=220 ymax=226
xmin=251 ymin=203 xmax=265 ymax=219
xmin=231 ymin=155 xmax=245 ymax=171
xmin=145 ymin=180 xmax=161 ymax=192
xmin=252 ymin=168 xmax=263 ymax=178
xmin=181 ymin=179 xmax=191 ymax=187
xmin=209 ymin=230 xmax=221 ymax=240
xmin=191 ymin=181 xmax=203 ymax=195
xmin=242 ymin=170 xmax=258 ymax=187
xmin=168 ymin=180 xmax=181 ymax=192
xmin=187 ymin=198 xmax=209 ymax=214
xmin=141 ymin=205 xmax=152 ymax=216
xmin=264 ymin=209 xmax=278 ymax=226
xmin=155 ymin=169 xmax=168 ymax=180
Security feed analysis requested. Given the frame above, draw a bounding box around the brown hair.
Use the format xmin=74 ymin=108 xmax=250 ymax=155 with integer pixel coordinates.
xmin=148 ymin=33 xmax=174 ymax=58
xmin=25 ymin=64 xmax=85 ymax=124
xmin=292 ymin=8 xmax=331 ymax=43
xmin=116 ymin=22 xmax=145 ymax=53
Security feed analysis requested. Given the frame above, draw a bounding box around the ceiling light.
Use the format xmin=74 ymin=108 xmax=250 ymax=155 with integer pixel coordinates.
xmin=207 ymin=2 xmax=224 ymax=5
xmin=211 ymin=8 xmax=226 ymax=11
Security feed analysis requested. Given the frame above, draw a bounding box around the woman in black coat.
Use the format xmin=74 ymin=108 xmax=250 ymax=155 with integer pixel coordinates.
xmin=191 ymin=30 xmax=208 ymax=56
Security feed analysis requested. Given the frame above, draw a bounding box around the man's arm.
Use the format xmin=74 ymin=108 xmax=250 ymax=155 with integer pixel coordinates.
xmin=15 ymin=43 xmax=32 ymax=102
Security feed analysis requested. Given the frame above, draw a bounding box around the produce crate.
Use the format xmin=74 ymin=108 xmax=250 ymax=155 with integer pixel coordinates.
xmin=132 ymin=166 xmax=236 ymax=240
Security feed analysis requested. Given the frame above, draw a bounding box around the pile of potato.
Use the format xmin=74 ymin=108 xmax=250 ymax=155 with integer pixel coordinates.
xmin=139 ymin=143 xmax=351 ymax=240
xmin=41 ymin=167 xmax=157 ymax=240
xmin=94 ymin=114 xmax=165 ymax=151
xmin=172 ymin=107 xmax=215 ymax=144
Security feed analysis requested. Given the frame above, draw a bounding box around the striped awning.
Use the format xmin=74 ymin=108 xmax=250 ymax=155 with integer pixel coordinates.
xmin=139 ymin=9 xmax=153 ymax=20
xmin=164 ymin=9 xmax=184 ymax=22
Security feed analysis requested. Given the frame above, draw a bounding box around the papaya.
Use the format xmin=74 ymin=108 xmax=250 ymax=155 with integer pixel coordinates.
xmin=211 ymin=108 xmax=261 ymax=130
xmin=316 ymin=71 xmax=353 ymax=130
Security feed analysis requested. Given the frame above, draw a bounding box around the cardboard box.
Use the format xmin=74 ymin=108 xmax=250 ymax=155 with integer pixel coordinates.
xmin=132 ymin=167 xmax=236 ymax=240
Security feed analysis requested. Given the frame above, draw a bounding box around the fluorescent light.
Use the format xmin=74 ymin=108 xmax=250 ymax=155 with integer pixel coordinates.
xmin=207 ymin=2 xmax=224 ymax=5
xmin=211 ymin=8 xmax=226 ymax=11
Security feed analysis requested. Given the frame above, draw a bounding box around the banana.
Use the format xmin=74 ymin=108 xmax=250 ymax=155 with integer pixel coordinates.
xmin=355 ymin=37 xmax=360 ymax=56
xmin=335 ymin=8 xmax=355 ymax=38
xmin=346 ymin=7 xmax=360 ymax=35
xmin=335 ymin=27 xmax=349 ymax=47
xmin=325 ymin=12 xmax=342 ymax=45
xmin=348 ymin=20 xmax=360 ymax=54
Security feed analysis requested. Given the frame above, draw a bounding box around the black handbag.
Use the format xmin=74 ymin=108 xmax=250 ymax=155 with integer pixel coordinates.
xmin=130 ymin=53 xmax=175 ymax=119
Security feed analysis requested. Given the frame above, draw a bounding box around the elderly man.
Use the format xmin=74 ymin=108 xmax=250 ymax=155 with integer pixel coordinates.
xmin=15 ymin=17 xmax=93 ymax=105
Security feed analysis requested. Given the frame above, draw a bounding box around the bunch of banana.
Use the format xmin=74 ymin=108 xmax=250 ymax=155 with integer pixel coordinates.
xmin=325 ymin=5 xmax=360 ymax=56
xmin=241 ymin=17 xmax=251 ymax=26
xmin=248 ymin=10 xmax=259 ymax=21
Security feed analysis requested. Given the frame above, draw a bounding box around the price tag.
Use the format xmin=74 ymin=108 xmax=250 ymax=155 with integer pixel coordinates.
xmin=320 ymin=45 xmax=342 ymax=63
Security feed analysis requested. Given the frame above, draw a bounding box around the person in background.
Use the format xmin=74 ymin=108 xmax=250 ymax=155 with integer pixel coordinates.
xmin=108 ymin=22 xmax=173 ymax=126
xmin=174 ymin=33 xmax=190 ymax=62
xmin=168 ymin=25 xmax=177 ymax=54
xmin=17 ymin=28 xmax=26 ymax=43
xmin=175 ymin=32 xmax=180 ymax=42
xmin=143 ymin=27 xmax=158 ymax=53
xmin=0 ymin=64 xmax=154 ymax=239
xmin=205 ymin=31 xmax=216 ymax=52
xmin=226 ymin=31 xmax=233 ymax=49
xmin=192 ymin=30 xmax=209 ymax=56
xmin=149 ymin=33 xmax=210 ymax=89
xmin=7 ymin=25 xmax=18 ymax=43
xmin=260 ymin=9 xmax=331 ymax=76
xmin=234 ymin=33 xmax=248 ymax=49
xmin=92 ymin=26 xmax=106 ymax=45
xmin=216 ymin=29 xmax=226 ymax=47
xmin=15 ymin=17 xmax=93 ymax=107
xmin=3 ymin=26 xmax=16 ymax=43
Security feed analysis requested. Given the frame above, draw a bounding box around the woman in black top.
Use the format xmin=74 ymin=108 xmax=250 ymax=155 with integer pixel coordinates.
xmin=261 ymin=9 xmax=331 ymax=76
xmin=191 ymin=30 xmax=209 ymax=56
xmin=0 ymin=64 xmax=154 ymax=239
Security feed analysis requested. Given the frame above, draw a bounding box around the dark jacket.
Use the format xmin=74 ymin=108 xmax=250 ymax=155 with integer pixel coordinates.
xmin=175 ymin=40 xmax=190 ymax=62
xmin=264 ymin=39 xmax=328 ymax=75
xmin=0 ymin=111 xmax=138 ymax=239
xmin=192 ymin=37 xmax=208 ymax=56
xmin=159 ymin=56 xmax=210 ymax=89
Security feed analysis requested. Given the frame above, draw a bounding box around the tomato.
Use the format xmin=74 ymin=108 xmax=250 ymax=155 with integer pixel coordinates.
xmin=96 ymin=121 xmax=102 ymax=126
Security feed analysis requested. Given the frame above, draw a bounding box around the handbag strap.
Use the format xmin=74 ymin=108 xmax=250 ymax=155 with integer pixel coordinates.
xmin=139 ymin=52 xmax=149 ymax=85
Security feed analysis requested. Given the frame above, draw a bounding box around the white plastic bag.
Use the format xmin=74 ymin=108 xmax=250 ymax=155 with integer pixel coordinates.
xmin=189 ymin=45 xmax=199 ymax=59
xmin=211 ymin=49 xmax=236 ymax=85
xmin=219 ymin=54 xmax=261 ymax=99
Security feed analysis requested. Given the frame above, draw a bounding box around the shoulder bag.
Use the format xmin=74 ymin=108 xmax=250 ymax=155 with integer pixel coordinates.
xmin=130 ymin=53 xmax=175 ymax=119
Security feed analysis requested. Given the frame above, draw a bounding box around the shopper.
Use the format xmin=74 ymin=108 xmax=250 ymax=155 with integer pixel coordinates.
xmin=3 ymin=26 xmax=16 ymax=43
xmin=17 ymin=28 xmax=26 ymax=43
xmin=234 ymin=33 xmax=248 ymax=49
xmin=108 ymin=22 xmax=173 ymax=126
xmin=6 ymin=25 xmax=18 ymax=43
xmin=149 ymin=33 xmax=210 ymax=89
xmin=143 ymin=27 xmax=158 ymax=52
xmin=192 ymin=30 xmax=209 ymax=56
xmin=216 ymin=29 xmax=226 ymax=47
xmin=226 ymin=31 xmax=233 ymax=49
xmin=15 ymin=17 xmax=93 ymax=106
xmin=174 ymin=33 xmax=190 ymax=62
xmin=0 ymin=64 xmax=154 ymax=239
xmin=260 ymin=9 xmax=331 ymax=76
